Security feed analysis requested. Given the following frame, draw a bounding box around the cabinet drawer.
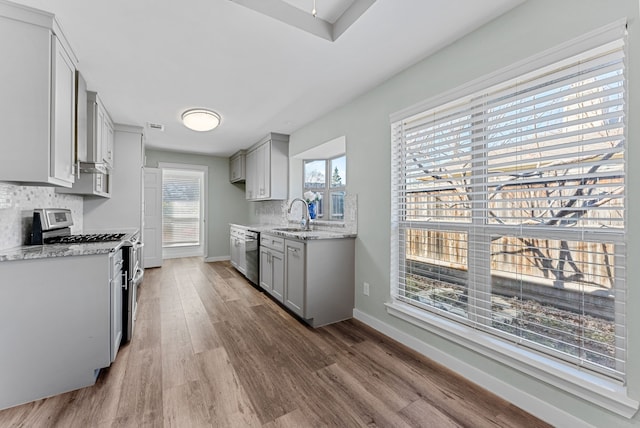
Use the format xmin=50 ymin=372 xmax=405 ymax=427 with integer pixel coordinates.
xmin=260 ymin=234 xmax=284 ymax=252
xmin=230 ymin=226 xmax=245 ymax=239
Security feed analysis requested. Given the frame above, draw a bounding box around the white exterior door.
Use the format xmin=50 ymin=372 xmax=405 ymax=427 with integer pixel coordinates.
xmin=143 ymin=167 xmax=162 ymax=268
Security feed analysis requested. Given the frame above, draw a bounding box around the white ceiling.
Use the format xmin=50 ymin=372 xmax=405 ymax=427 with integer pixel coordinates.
xmin=11 ymin=0 xmax=524 ymax=157
xmin=231 ymin=0 xmax=376 ymax=41
xmin=282 ymin=0 xmax=355 ymax=23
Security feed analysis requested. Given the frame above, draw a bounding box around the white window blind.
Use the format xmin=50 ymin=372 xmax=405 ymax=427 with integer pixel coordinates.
xmin=162 ymin=169 xmax=202 ymax=247
xmin=391 ymin=38 xmax=626 ymax=380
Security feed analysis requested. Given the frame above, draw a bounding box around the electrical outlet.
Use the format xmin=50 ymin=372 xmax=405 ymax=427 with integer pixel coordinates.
xmin=363 ymin=282 xmax=370 ymax=296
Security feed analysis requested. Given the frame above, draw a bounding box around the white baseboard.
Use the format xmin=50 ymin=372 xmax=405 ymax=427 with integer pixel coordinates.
xmin=204 ymin=255 xmax=230 ymax=262
xmin=352 ymin=309 xmax=590 ymax=428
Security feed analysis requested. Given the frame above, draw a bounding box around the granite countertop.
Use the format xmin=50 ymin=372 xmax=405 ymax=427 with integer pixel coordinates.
xmin=0 ymin=241 xmax=124 ymax=262
xmin=230 ymin=223 xmax=357 ymax=241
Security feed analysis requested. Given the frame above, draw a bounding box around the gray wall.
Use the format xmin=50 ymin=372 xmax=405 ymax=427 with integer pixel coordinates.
xmin=287 ymin=0 xmax=640 ymax=426
xmin=144 ymin=149 xmax=249 ymax=260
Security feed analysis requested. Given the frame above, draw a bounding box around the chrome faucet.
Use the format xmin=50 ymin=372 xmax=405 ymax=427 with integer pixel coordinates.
xmin=288 ymin=198 xmax=311 ymax=231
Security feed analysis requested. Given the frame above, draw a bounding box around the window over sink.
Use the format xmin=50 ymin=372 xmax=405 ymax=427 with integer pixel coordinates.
xmin=303 ymin=154 xmax=346 ymax=220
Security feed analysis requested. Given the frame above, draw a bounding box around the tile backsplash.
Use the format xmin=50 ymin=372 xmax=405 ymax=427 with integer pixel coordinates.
xmin=253 ymin=193 xmax=358 ymax=234
xmin=0 ymin=183 xmax=83 ymax=250
xmin=253 ymin=199 xmax=289 ymax=225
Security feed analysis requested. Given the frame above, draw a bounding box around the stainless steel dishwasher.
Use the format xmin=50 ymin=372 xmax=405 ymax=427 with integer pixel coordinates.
xmin=244 ymin=229 xmax=259 ymax=285
xmin=230 ymin=225 xmax=259 ymax=285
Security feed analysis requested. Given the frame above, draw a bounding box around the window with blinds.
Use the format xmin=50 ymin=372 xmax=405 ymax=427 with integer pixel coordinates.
xmin=162 ymin=169 xmax=203 ymax=248
xmin=391 ymin=38 xmax=626 ymax=380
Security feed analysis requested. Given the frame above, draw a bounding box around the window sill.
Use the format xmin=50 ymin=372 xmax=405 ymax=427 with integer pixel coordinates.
xmin=385 ymin=300 xmax=639 ymax=418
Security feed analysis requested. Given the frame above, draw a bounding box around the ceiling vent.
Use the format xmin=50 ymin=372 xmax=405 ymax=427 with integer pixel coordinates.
xmin=147 ymin=122 xmax=165 ymax=132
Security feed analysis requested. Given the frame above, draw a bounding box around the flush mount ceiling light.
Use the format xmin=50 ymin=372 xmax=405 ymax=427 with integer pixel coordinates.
xmin=181 ymin=108 xmax=221 ymax=132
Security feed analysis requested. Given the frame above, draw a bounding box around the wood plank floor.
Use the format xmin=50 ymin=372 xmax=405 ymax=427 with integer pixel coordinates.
xmin=0 ymin=258 xmax=551 ymax=427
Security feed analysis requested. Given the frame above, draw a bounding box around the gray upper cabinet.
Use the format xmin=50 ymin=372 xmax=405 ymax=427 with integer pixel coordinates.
xmin=57 ymin=171 xmax=111 ymax=198
xmin=51 ymin=36 xmax=76 ymax=185
xmin=0 ymin=1 xmax=78 ymax=187
xmin=245 ymin=133 xmax=288 ymax=201
xmin=57 ymin=89 xmax=114 ymax=197
xmin=87 ymin=91 xmax=115 ymax=169
xmin=229 ymin=150 xmax=246 ymax=183
xmin=245 ymin=148 xmax=258 ymax=199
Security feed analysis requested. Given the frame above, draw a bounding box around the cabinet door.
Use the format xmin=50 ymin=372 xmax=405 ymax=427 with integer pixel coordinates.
xmin=246 ymin=149 xmax=257 ymax=200
xmin=230 ymin=236 xmax=237 ymax=269
xmin=93 ymin=172 xmax=110 ymax=197
xmin=85 ymin=97 xmax=98 ymax=162
xmin=257 ymin=142 xmax=270 ymax=199
xmin=0 ymin=16 xmax=49 ymax=183
xmin=244 ymin=135 xmax=288 ymax=201
xmin=0 ymin=12 xmax=80 ymax=186
xmin=110 ymin=272 xmax=123 ymax=362
xmin=271 ymin=249 xmax=284 ymax=302
xmin=95 ymin=172 xmax=105 ymax=194
xmin=259 ymin=247 xmax=271 ymax=292
xmin=50 ymin=36 xmax=76 ymax=185
xmin=285 ymin=240 xmax=305 ymax=317
xmin=229 ymin=154 xmax=245 ymax=182
xmin=101 ymin=110 xmax=108 ymax=164
xmin=230 ymin=156 xmax=238 ymax=181
xmin=104 ymin=119 xmax=114 ymax=167
xmin=230 ymin=236 xmax=246 ymax=275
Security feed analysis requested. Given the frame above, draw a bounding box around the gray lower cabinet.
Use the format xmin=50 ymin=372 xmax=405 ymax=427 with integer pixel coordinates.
xmin=260 ymin=232 xmax=355 ymax=327
xmin=0 ymin=253 xmax=113 ymax=410
xmin=284 ymin=239 xmax=305 ymax=317
xmin=260 ymin=234 xmax=284 ymax=301
xmin=230 ymin=226 xmax=246 ymax=275
xmin=110 ymin=249 xmax=124 ymax=363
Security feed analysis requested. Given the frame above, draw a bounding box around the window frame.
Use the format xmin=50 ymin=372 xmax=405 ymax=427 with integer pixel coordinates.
xmin=303 ymin=154 xmax=346 ymax=221
xmin=162 ymin=168 xmax=202 ymax=248
xmin=158 ymin=162 xmax=208 ymax=259
xmin=388 ymin=20 xmax=638 ymax=417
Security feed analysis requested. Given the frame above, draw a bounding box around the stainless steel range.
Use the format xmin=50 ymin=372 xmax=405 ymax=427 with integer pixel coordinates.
xmin=43 ymin=233 xmax=127 ymax=244
xmin=29 ymin=208 xmax=144 ymax=342
xmin=30 ymin=208 xmax=129 ymax=245
xmin=122 ymin=231 xmax=144 ymax=342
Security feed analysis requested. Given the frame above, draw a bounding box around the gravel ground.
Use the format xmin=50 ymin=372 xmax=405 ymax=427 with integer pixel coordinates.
xmin=406 ymin=274 xmax=616 ymax=370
